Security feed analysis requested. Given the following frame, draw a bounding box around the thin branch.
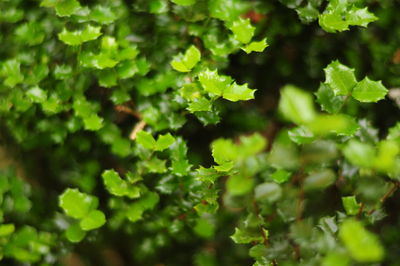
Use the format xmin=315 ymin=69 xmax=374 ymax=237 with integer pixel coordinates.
xmin=115 ymin=105 xmax=142 ymax=119
xmin=129 ymin=120 xmax=147 ymax=140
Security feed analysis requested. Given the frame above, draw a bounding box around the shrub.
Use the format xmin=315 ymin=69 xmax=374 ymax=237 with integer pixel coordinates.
xmin=1 ymin=0 xmax=400 ymax=265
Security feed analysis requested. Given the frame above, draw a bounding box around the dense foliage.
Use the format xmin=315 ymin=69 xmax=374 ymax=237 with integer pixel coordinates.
xmin=1 ymin=0 xmax=400 ymax=265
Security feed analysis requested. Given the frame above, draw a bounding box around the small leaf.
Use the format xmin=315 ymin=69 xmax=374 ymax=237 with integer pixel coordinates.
xmin=58 ymin=25 xmax=102 ymax=46
xmin=241 ymin=38 xmax=268 ymax=54
xmin=198 ymin=69 xmax=232 ymax=96
xmin=171 ymin=45 xmax=201 ymax=72
xmin=346 ymin=7 xmax=378 ymax=28
xmin=271 ymin=169 xmax=291 ymax=184
xmin=352 ymin=77 xmax=388 ymax=103
xmin=211 ymin=138 xmax=237 ymax=165
xmin=231 ymin=227 xmax=264 ymax=244
xmin=229 ymin=18 xmax=255 ymax=44
xmin=41 ymin=0 xmax=81 ymax=17
xmin=26 ymin=86 xmax=47 ymax=103
xmin=324 ymin=60 xmax=357 ymax=96
xmin=278 ymin=85 xmax=316 ymax=124
xmin=155 ymin=133 xmax=175 ymax=151
xmin=59 ymin=188 xmax=96 ymax=219
xmin=315 ymin=83 xmax=345 ymax=113
xmin=136 ymin=131 xmax=157 ymax=149
xmin=342 ymin=140 xmax=375 ymax=168
xmin=339 ymin=219 xmax=384 ymax=262
xmin=80 ymin=210 xmax=106 ymax=231
xmin=342 ymin=196 xmax=360 ymax=216
xmin=187 ymin=97 xmax=212 ymax=112
xmin=65 ymin=223 xmax=86 ymax=243
xmin=223 ymin=82 xmax=255 ymax=102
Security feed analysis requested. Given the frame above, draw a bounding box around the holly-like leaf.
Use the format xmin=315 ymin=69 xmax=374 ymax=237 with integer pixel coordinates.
xmin=155 ymin=133 xmax=175 ymax=151
xmin=80 ymin=210 xmax=106 ymax=231
xmin=231 ymin=227 xmax=265 ymax=244
xmin=271 ymin=169 xmax=291 ymax=184
xmin=278 ymin=85 xmax=317 ymax=125
xmin=241 ymin=38 xmax=268 ymax=54
xmin=223 ymin=82 xmax=255 ymax=102
xmin=229 ymin=18 xmax=255 ymax=44
xmin=102 ymin=170 xmax=140 ymax=198
xmin=136 ymin=131 xmax=157 ymax=149
xmin=352 ymin=77 xmax=388 ymax=103
xmin=41 ymin=0 xmax=81 ymax=17
xmin=171 ymin=45 xmax=201 ymax=72
xmin=198 ymin=69 xmax=232 ymax=96
xmin=339 ymin=219 xmax=384 ymax=262
xmin=58 ymin=25 xmax=102 ymax=46
xmin=1 ymin=59 xmax=24 ymax=87
xmin=315 ymin=83 xmax=345 ymax=113
xmin=324 ymin=60 xmax=357 ymax=96
xmin=187 ymin=97 xmax=212 ymax=112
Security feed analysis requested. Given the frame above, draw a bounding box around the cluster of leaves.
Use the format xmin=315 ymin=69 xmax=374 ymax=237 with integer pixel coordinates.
xmin=1 ymin=0 xmax=400 ymax=265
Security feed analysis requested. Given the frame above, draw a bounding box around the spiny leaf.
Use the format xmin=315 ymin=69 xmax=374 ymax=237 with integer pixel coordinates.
xmin=352 ymin=77 xmax=388 ymax=103
xmin=324 ymin=60 xmax=357 ymax=96
xmin=171 ymin=45 xmax=201 ymax=72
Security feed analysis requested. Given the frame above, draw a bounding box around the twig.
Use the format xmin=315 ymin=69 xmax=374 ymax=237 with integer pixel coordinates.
xmin=129 ymin=120 xmax=147 ymax=140
xmin=115 ymin=105 xmax=142 ymax=119
xmin=367 ymin=182 xmax=399 ymax=215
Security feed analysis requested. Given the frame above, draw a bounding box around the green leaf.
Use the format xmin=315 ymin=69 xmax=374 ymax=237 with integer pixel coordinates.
xmin=83 ymin=114 xmax=103 ymax=131
xmin=211 ymin=138 xmax=237 ymax=165
xmin=80 ymin=210 xmax=106 ymax=231
xmin=171 ymin=45 xmax=201 ymax=72
xmin=306 ymin=114 xmax=359 ymax=136
xmin=319 ymin=10 xmax=349 ymax=32
xmin=1 ymin=59 xmax=24 ymax=87
xmin=288 ymin=126 xmax=315 ymax=144
xmin=322 ymin=252 xmax=351 ymax=266
xmin=209 ymin=0 xmax=249 ymax=22
xmin=146 ymin=157 xmax=167 ymax=173
xmin=89 ymin=5 xmax=117 ymax=25
xmin=198 ymin=69 xmax=232 ymax=96
xmin=271 ymin=169 xmax=291 ymax=184
xmin=59 ymin=188 xmax=96 ymax=219
xmin=194 ymin=217 xmax=215 ymax=238
xmin=324 ymin=60 xmax=357 ymax=96
xmin=26 ymin=86 xmax=47 ymax=103
xmin=342 ymin=196 xmax=360 ymax=216
xmin=278 ymin=85 xmax=316 ymax=124
xmin=303 ymin=169 xmax=336 ymax=191
xmin=102 ymin=170 xmax=139 ymax=198
xmin=339 ymin=219 xmax=384 ymax=262
xmin=58 ymin=25 xmax=102 ymax=46
xmin=170 ymin=0 xmax=195 ymax=6
xmin=0 ymin=224 xmax=15 ymax=237
xmin=136 ymin=131 xmax=157 ymax=149
xmin=187 ymin=98 xmax=212 ymax=112
xmin=342 ymin=140 xmax=375 ymax=168
xmin=41 ymin=0 xmax=81 ymax=17
xmin=352 ymin=77 xmax=388 ymax=103
xmin=241 ymin=38 xmax=268 ymax=54
xmin=223 ymin=82 xmax=255 ymax=102
xmin=231 ymin=227 xmax=264 ymax=244
xmin=315 ymin=83 xmax=345 ymax=113
xmin=346 ymin=7 xmax=378 ymax=27
xmin=155 ymin=133 xmax=175 ymax=151
xmin=65 ymin=223 xmax=86 ymax=243
xmin=254 ymin=182 xmax=282 ymax=202
xmin=229 ymin=18 xmax=255 ymax=44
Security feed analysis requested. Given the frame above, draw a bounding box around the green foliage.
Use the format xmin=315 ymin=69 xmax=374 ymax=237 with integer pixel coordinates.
xmin=1 ymin=0 xmax=399 ymax=265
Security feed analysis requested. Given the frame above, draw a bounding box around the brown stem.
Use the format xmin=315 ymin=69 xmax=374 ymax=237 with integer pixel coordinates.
xmin=129 ymin=120 xmax=147 ymax=140
xmin=356 ymin=202 xmax=365 ymax=219
xmin=368 ymin=182 xmax=399 ymax=215
xmin=115 ymin=105 xmax=142 ymax=119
